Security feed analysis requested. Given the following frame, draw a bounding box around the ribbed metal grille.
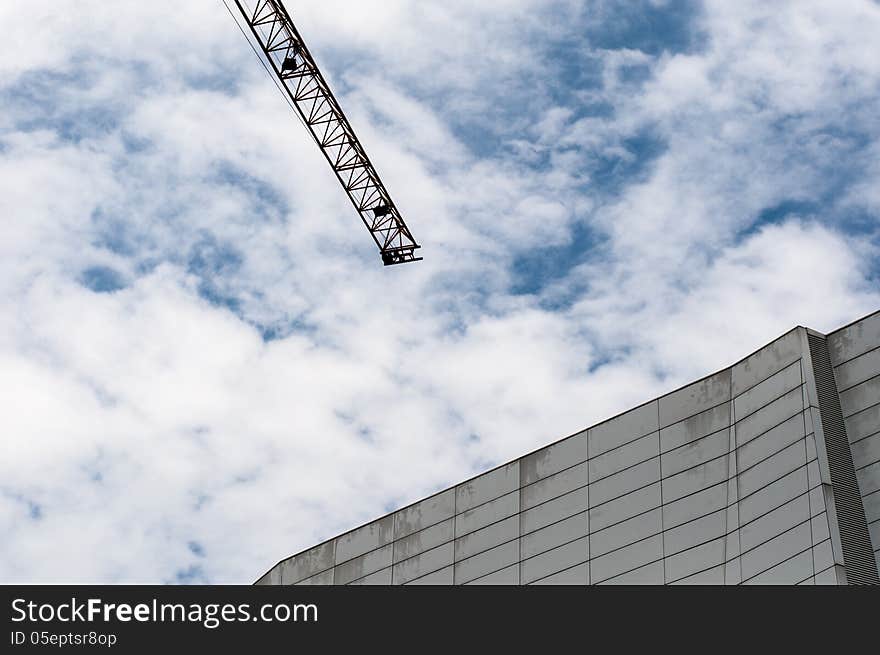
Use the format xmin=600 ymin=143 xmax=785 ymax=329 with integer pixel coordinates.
xmin=808 ymin=333 xmax=879 ymax=584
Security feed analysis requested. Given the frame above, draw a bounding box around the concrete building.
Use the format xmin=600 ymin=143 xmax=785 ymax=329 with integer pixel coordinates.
xmin=257 ymin=311 xmax=880 ymax=585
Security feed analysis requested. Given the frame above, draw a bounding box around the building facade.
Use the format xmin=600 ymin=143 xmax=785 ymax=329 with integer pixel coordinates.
xmin=257 ymin=311 xmax=880 ymax=585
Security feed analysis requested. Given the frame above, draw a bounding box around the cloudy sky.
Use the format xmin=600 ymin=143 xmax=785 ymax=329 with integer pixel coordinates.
xmin=1 ymin=0 xmax=879 ymax=583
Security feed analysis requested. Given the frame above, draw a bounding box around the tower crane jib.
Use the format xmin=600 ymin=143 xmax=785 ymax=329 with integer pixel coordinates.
xmin=230 ymin=0 xmax=422 ymax=266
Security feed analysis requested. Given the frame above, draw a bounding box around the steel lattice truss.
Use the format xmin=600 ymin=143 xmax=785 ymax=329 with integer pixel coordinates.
xmin=233 ymin=0 xmax=422 ymax=266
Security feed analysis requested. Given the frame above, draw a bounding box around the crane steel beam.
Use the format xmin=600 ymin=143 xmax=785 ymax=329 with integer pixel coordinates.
xmin=231 ymin=0 xmax=422 ymax=266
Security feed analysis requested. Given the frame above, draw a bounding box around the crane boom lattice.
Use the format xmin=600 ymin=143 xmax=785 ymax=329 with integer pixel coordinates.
xmin=231 ymin=0 xmax=422 ymax=266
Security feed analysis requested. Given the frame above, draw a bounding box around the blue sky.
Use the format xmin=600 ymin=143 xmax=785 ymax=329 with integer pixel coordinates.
xmin=1 ymin=0 xmax=879 ymax=583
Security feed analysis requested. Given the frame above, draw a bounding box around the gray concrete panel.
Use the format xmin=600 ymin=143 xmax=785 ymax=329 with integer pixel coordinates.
xmin=803 ymin=410 xmax=816 ymax=440
xmin=348 ymin=567 xmax=392 ymax=585
xmin=744 ymin=549 xmax=813 ymax=585
xmin=665 ymin=538 xmax=725 ymax=583
xmin=661 ymin=428 xmax=728 ymax=477
xmin=454 ymin=515 xmax=518 ymax=561
xmin=393 ymin=518 xmax=454 ymax=563
xmin=850 ymin=432 xmax=880 ymax=471
xmin=726 ymin=493 xmax=740 ymax=531
xmin=737 ymin=412 xmax=805 ymax=472
xmin=335 ymin=515 xmax=394 ymax=564
xmin=844 ymin=403 xmax=880 ymax=443
xmin=662 ymin=457 xmax=728 ymax=503
xmin=807 ymin=458 xmax=821 ymax=489
xmin=455 ymin=540 xmax=519 ymax=584
xmin=403 ymin=565 xmax=453 ymax=585
xmin=738 ymin=440 xmax=806 ymax=498
xmin=739 ymin=466 xmax=808 ymax=525
xmin=740 ymin=494 xmax=810 ymax=552
xmin=827 ymin=311 xmax=880 ymax=363
xmin=834 ymin=347 xmax=880 ymax=391
xmin=664 ymin=508 xmax=726 ymax=555
xmin=528 ymin=562 xmax=588 ymax=585
xmin=660 ymin=369 xmax=731 ymax=429
xmin=589 ymin=432 xmax=658 ymax=481
xmin=334 ymin=543 xmax=393 ymax=585
xmin=599 ymin=560 xmax=665 ymax=584
xmin=455 ymin=490 xmax=519 ymax=537
xmin=725 ymin=526 xmax=740 ymax=562
xmin=807 ymin=407 xmax=823 ymax=443
xmin=522 ymin=486 xmax=588 ymax=534
xmin=463 ymin=563 xmax=519 ymax=585
xmin=840 ymin=376 xmax=880 ymax=418
xmin=821 ymin=484 xmax=846 ymax=567
xmin=669 ymin=564 xmax=725 ymax=585
xmin=741 ymin=522 xmax=812 ymax=580
xmin=293 ymin=569 xmax=334 ymax=585
xmin=590 ymin=483 xmax=661 ymax=532
xmin=732 ymin=329 xmax=802 ymax=396
xmin=811 ymin=512 xmax=831 ymax=544
xmin=812 ymin=539 xmax=834 ymax=573
xmin=660 ymin=402 xmax=731 ymax=453
xmin=590 ymin=508 xmax=662 ymax=558
xmin=456 ymin=461 xmax=519 ymax=513
xmin=392 ymin=542 xmax=454 ymax=585
xmin=724 ymin=558 xmax=741 ymax=585
xmin=521 ymin=432 xmax=587 ymax=485
xmin=521 ymin=536 xmax=589 ymax=584
xmin=521 ymin=511 xmax=588 ymax=559
xmin=591 ymin=534 xmax=663 ymax=583
xmin=589 ymin=400 xmax=659 ymax=457
xmin=521 ymin=461 xmax=587 ymax=511
xmin=806 ymin=430 xmax=818 ymax=460
xmin=590 ymin=457 xmax=660 ymax=506
xmin=870 ymin=521 xmax=880 ymax=553
xmin=663 ymin=482 xmax=727 ymax=529
xmin=735 ymin=386 xmax=804 ymax=447
xmin=279 ymin=541 xmax=335 ymax=584
xmin=856 ymin=460 xmax=880 ymax=496
xmin=734 ymin=360 xmax=801 ymax=421
xmin=863 ymin=490 xmax=880 ymax=524
xmin=393 ymin=489 xmax=455 ymax=540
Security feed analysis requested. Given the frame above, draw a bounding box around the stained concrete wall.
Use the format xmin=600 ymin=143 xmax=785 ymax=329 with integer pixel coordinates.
xmin=257 ymin=311 xmax=880 ymax=585
xmin=827 ymin=310 xmax=880 ymax=576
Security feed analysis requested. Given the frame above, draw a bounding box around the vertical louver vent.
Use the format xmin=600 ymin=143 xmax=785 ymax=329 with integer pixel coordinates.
xmin=808 ymin=333 xmax=879 ymax=584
